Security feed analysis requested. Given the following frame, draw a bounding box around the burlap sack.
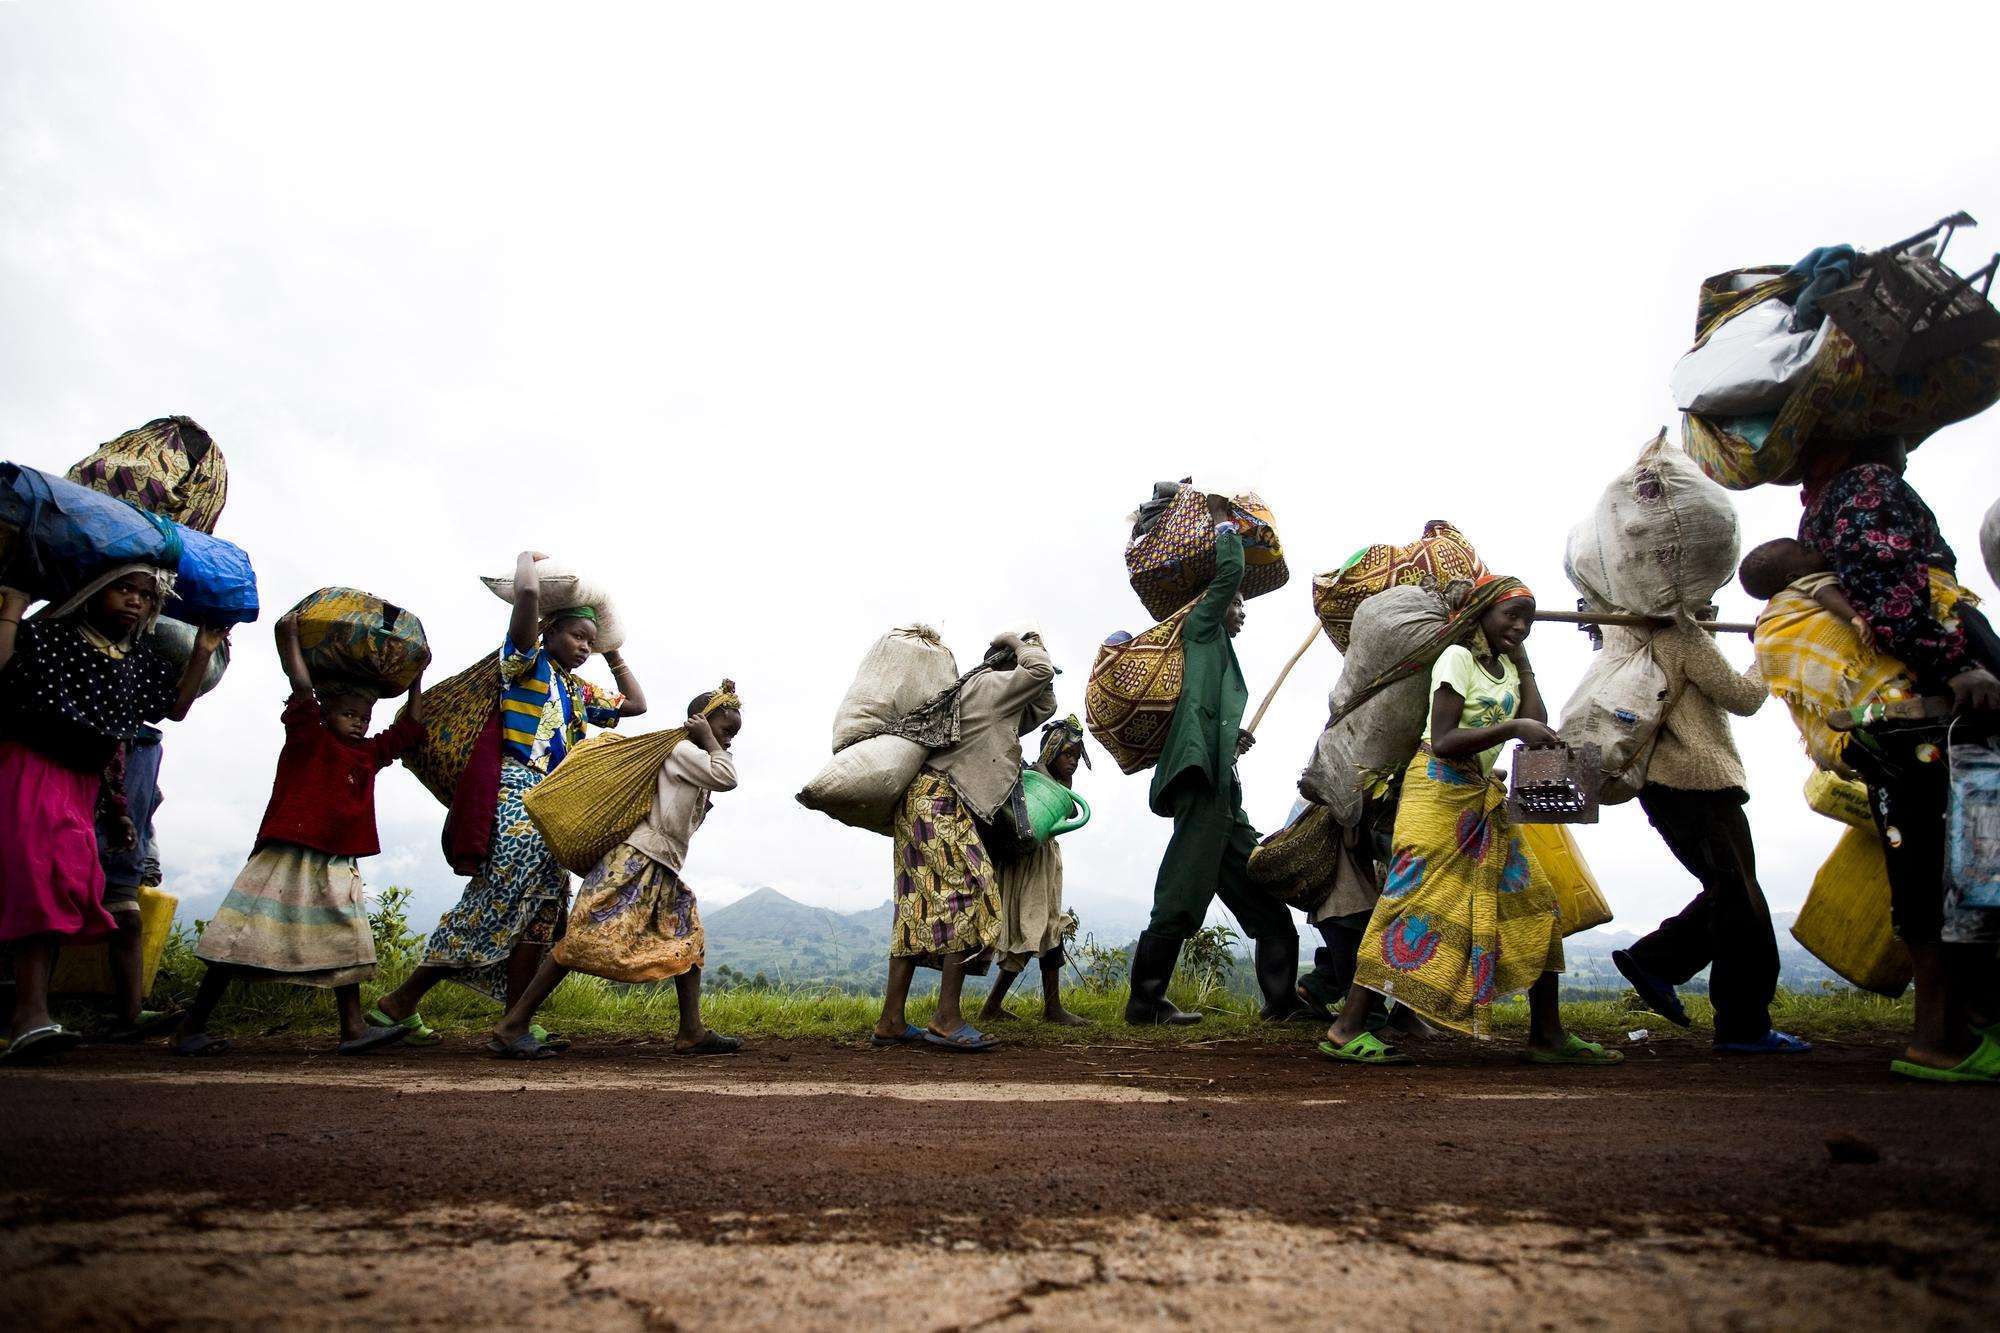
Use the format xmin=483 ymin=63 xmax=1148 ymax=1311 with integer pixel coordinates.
xmin=524 ymin=729 xmax=687 ymax=874
xmin=1556 ymin=624 xmax=1670 ymax=806
xmin=1565 ymin=431 xmax=1739 ymax=619
xmin=797 ymin=734 xmax=929 ymax=835
xmin=831 ymin=625 xmax=959 ymax=752
xmin=1300 ymin=585 xmax=1449 ymax=825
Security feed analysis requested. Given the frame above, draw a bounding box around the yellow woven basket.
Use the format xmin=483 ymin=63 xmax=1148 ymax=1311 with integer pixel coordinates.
xmin=522 ymin=728 xmax=687 ymax=875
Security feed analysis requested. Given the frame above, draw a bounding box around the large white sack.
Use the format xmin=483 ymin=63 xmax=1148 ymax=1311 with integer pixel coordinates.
xmin=1300 ymin=584 xmax=1449 ymax=826
xmin=1982 ymin=496 xmax=2000 ymax=588
xmin=797 ymin=734 xmax=928 ymax=835
xmin=832 ymin=624 xmax=958 ymax=752
xmin=1557 ymin=625 xmax=1669 ymax=805
xmin=1565 ymin=430 xmax=1741 ymax=618
xmin=480 ymin=558 xmax=626 ymax=653
xmin=1668 ymin=295 xmax=1829 ymax=415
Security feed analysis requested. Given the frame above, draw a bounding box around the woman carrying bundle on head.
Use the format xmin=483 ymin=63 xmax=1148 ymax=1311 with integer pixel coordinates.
xmin=979 ymin=715 xmax=1091 ymax=1028
xmin=488 ymin=683 xmax=746 ymax=1059
xmin=0 ymin=568 xmax=227 ymax=1063
xmin=170 ymin=610 xmax=424 ymax=1056
xmin=370 ymin=551 xmax=647 ymax=1045
xmin=1320 ymin=576 xmax=1622 ymax=1067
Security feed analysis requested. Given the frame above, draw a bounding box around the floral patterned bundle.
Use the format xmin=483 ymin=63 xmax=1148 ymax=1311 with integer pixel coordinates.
xmin=1125 ymin=485 xmax=1287 ymax=621
xmin=1311 ymin=520 xmax=1487 ymax=652
xmin=1084 ymin=606 xmax=1191 ymax=775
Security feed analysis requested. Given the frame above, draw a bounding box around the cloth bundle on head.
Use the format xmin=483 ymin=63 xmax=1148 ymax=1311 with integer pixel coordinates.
xmin=34 ymin=561 xmax=176 ymax=646
xmin=696 ymin=679 xmax=743 ymax=717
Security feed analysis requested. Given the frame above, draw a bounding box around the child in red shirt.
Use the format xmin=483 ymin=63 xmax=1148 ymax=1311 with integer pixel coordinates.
xmin=171 ymin=610 xmax=425 ymax=1055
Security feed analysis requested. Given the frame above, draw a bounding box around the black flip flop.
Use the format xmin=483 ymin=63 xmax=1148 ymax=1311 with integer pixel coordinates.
xmin=3 ymin=1024 xmax=83 ymax=1065
xmin=171 ymin=1032 xmax=231 ymax=1058
xmin=337 ymin=1024 xmax=414 ymax=1056
xmin=675 ymin=1032 xmax=744 ymax=1057
xmin=484 ymin=1033 xmax=558 ymax=1061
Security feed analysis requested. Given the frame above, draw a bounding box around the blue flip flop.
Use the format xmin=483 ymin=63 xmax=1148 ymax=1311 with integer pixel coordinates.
xmin=1716 ymin=1029 xmax=1813 ymax=1055
xmin=869 ymin=1023 xmax=924 ymax=1048
xmin=923 ymin=1023 xmax=999 ymax=1052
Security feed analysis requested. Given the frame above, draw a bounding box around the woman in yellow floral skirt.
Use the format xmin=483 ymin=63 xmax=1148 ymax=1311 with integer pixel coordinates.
xmin=1320 ymin=577 xmax=1622 ymax=1067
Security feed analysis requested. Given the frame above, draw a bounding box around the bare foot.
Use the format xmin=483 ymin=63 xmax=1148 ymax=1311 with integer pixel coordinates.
xmin=1042 ymin=1007 xmax=1091 ymax=1027
xmin=979 ymin=1004 xmax=1017 ymax=1024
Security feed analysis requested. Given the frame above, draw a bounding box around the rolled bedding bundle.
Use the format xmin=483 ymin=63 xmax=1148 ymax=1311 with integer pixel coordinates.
xmin=287 ymin=586 xmax=432 ymax=698
xmin=0 ymin=462 xmax=259 ymax=626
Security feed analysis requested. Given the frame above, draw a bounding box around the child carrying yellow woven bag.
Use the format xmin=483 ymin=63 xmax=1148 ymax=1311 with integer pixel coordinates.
xmin=489 ymin=682 xmax=745 ymax=1060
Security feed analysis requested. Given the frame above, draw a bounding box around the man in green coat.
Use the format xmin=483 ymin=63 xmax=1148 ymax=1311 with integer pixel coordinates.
xmin=1125 ymin=497 xmax=1301 ymax=1025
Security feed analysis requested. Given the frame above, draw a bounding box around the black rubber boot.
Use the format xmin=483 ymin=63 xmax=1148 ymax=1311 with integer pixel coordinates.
xmin=1254 ymin=934 xmax=1310 ymax=1020
xmin=1123 ymin=930 xmax=1202 ymax=1026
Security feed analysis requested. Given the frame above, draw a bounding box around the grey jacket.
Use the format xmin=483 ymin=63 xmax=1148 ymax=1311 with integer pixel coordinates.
xmin=929 ymin=634 xmax=1058 ymax=821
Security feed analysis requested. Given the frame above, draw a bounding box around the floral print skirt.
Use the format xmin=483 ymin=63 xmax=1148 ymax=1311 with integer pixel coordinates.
xmin=890 ymin=770 xmax=1000 ymax=964
xmin=1354 ymin=748 xmax=1563 ymax=1036
xmin=422 ymin=759 xmax=570 ymax=1001
xmin=552 ymin=842 xmax=704 ymax=983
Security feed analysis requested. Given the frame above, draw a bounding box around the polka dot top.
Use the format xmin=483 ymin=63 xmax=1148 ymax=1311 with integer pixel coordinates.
xmin=0 ymin=620 xmax=179 ymax=772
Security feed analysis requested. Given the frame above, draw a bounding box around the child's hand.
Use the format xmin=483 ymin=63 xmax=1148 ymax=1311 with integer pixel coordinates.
xmin=196 ymin=625 xmax=230 ymax=654
xmin=685 ymin=715 xmax=717 ymax=750
xmin=1850 ymin=616 xmax=1875 ymax=651
xmin=109 ymin=816 xmax=138 ymax=853
xmin=0 ymin=586 xmax=31 ymax=618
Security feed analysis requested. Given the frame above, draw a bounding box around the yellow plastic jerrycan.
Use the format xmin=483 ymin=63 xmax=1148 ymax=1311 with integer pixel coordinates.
xmin=1791 ymin=826 xmax=1911 ymax=997
xmin=1519 ymin=822 xmax=1612 ymax=937
xmin=50 ymin=885 xmax=178 ymax=998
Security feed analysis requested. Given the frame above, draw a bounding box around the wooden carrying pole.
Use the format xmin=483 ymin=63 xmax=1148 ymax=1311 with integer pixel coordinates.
xmin=1536 ymin=609 xmax=1756 ymax=636
xmin=1246 ymin=623 xmax=1322 ymax=735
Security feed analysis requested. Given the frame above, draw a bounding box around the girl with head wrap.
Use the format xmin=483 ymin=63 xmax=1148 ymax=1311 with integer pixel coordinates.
xmin=979 ymin=715 xmax=1091 ymax=1028
xmin=371 ymin=551 xmax=648 ymax=1045
xmin=487 ymin=683 xmax=745 ymax=1059
xmin=1319 ymin=576 xmax=1621 ymax=1066
xmin=0 ymin=566 xmax=228 ymax=1063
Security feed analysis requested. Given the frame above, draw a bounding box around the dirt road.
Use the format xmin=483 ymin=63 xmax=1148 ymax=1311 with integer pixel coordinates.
xmin=6 ymin=1031 xmax=1996 ymax=1329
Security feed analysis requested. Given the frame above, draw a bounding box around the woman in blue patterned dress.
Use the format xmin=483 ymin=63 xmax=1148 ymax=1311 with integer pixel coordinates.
xmin=370 ymin=552 xmax=647 ymax=1042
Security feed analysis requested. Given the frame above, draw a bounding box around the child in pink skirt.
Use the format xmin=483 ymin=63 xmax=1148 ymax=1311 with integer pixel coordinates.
xmin=0 ymin=568 xmax=226 ymax=1064
xmin=171 ymin=610 xmax=424 ymax=1056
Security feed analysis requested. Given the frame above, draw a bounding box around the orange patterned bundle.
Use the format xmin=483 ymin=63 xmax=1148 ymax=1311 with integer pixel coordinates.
xmin=1085 ymin=607 xmax=1192 ymax=775
xmin=1312 ymin=520 xmax=1487 ymax=651
xmin=1126 ymin=485 xmax=1288 ymax=621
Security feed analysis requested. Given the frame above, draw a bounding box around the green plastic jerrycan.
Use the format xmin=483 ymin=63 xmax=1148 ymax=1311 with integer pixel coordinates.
xmin=1021 ymin=768 xmax=1091 ymax=844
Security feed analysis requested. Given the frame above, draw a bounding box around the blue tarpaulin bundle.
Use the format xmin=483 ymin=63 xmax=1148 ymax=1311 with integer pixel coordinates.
xmin=0 ymin=462 xmax=259 ymax=625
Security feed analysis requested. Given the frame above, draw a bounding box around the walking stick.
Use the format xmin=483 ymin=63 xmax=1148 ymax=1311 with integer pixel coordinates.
xmin=1536 ymin=610 xmax=1756 ymax=636
xmin=1246 ymin=622 xmax=1322 ymax=735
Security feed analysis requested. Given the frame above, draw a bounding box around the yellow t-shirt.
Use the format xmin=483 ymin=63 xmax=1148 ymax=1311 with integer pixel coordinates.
xmin=1422 ymin=644 xmax=1521 ymax=775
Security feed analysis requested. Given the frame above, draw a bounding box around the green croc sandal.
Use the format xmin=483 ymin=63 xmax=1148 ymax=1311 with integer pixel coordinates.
xmin=367 ymin=1007 xmax=441 ymax=1046
xmin=1891 ymin=1034 xmax=2000 ymax=1084
xmin=529 ymin=1024 xmax=571 ymax=1052
xmin=1317 ymin=1032 xmax=1414 ymax=1065
xmin=1527 ymin=1034 xmax=1624 ymax=1066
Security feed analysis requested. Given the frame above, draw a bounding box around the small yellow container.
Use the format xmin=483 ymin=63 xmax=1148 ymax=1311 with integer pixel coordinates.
xmin=1804 ymin=768 xmax=1874 ymax=829
xmin=50 ymin=885 xmax=179 ymax=998
xmin=1792 ymin=826 xmax=1911 ymax=997
xmin=1520 ymin=822 xmax=1612 ymax=937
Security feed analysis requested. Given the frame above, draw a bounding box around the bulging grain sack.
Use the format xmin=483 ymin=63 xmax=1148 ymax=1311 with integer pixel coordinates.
xmin=831 ymin=625 xmax=959 ymax=752
xmin=1982 ymin=495 xmax=2000 ymax=588
xmin=481 ymin=558 xmax=625 ymax=653
xmin=1125 ymin=483 xmax=1288 ymax=622
xmin=1556 ymin=625 xmax=1670 ymax=806
xmin=1300 ymin=585 xmax=1450 ymax=825
xmin=1312 ymin=520 xmax=1486 ymax=652
xmin=797 ymin=734 xmax=929 ymax=835
xmin=1564 ymin=430 xmax=1740 ymax=618
xmin=1085 ymin=606 xmax=1192 ymax=775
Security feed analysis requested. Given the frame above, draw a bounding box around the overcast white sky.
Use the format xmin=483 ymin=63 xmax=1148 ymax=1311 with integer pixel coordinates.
xmin=4 ymin=2 xmax=1998 ymax=948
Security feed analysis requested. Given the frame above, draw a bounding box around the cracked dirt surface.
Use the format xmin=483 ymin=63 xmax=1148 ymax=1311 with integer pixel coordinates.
xmin=6 ymin=1034 xmax=1998 ymax=1328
